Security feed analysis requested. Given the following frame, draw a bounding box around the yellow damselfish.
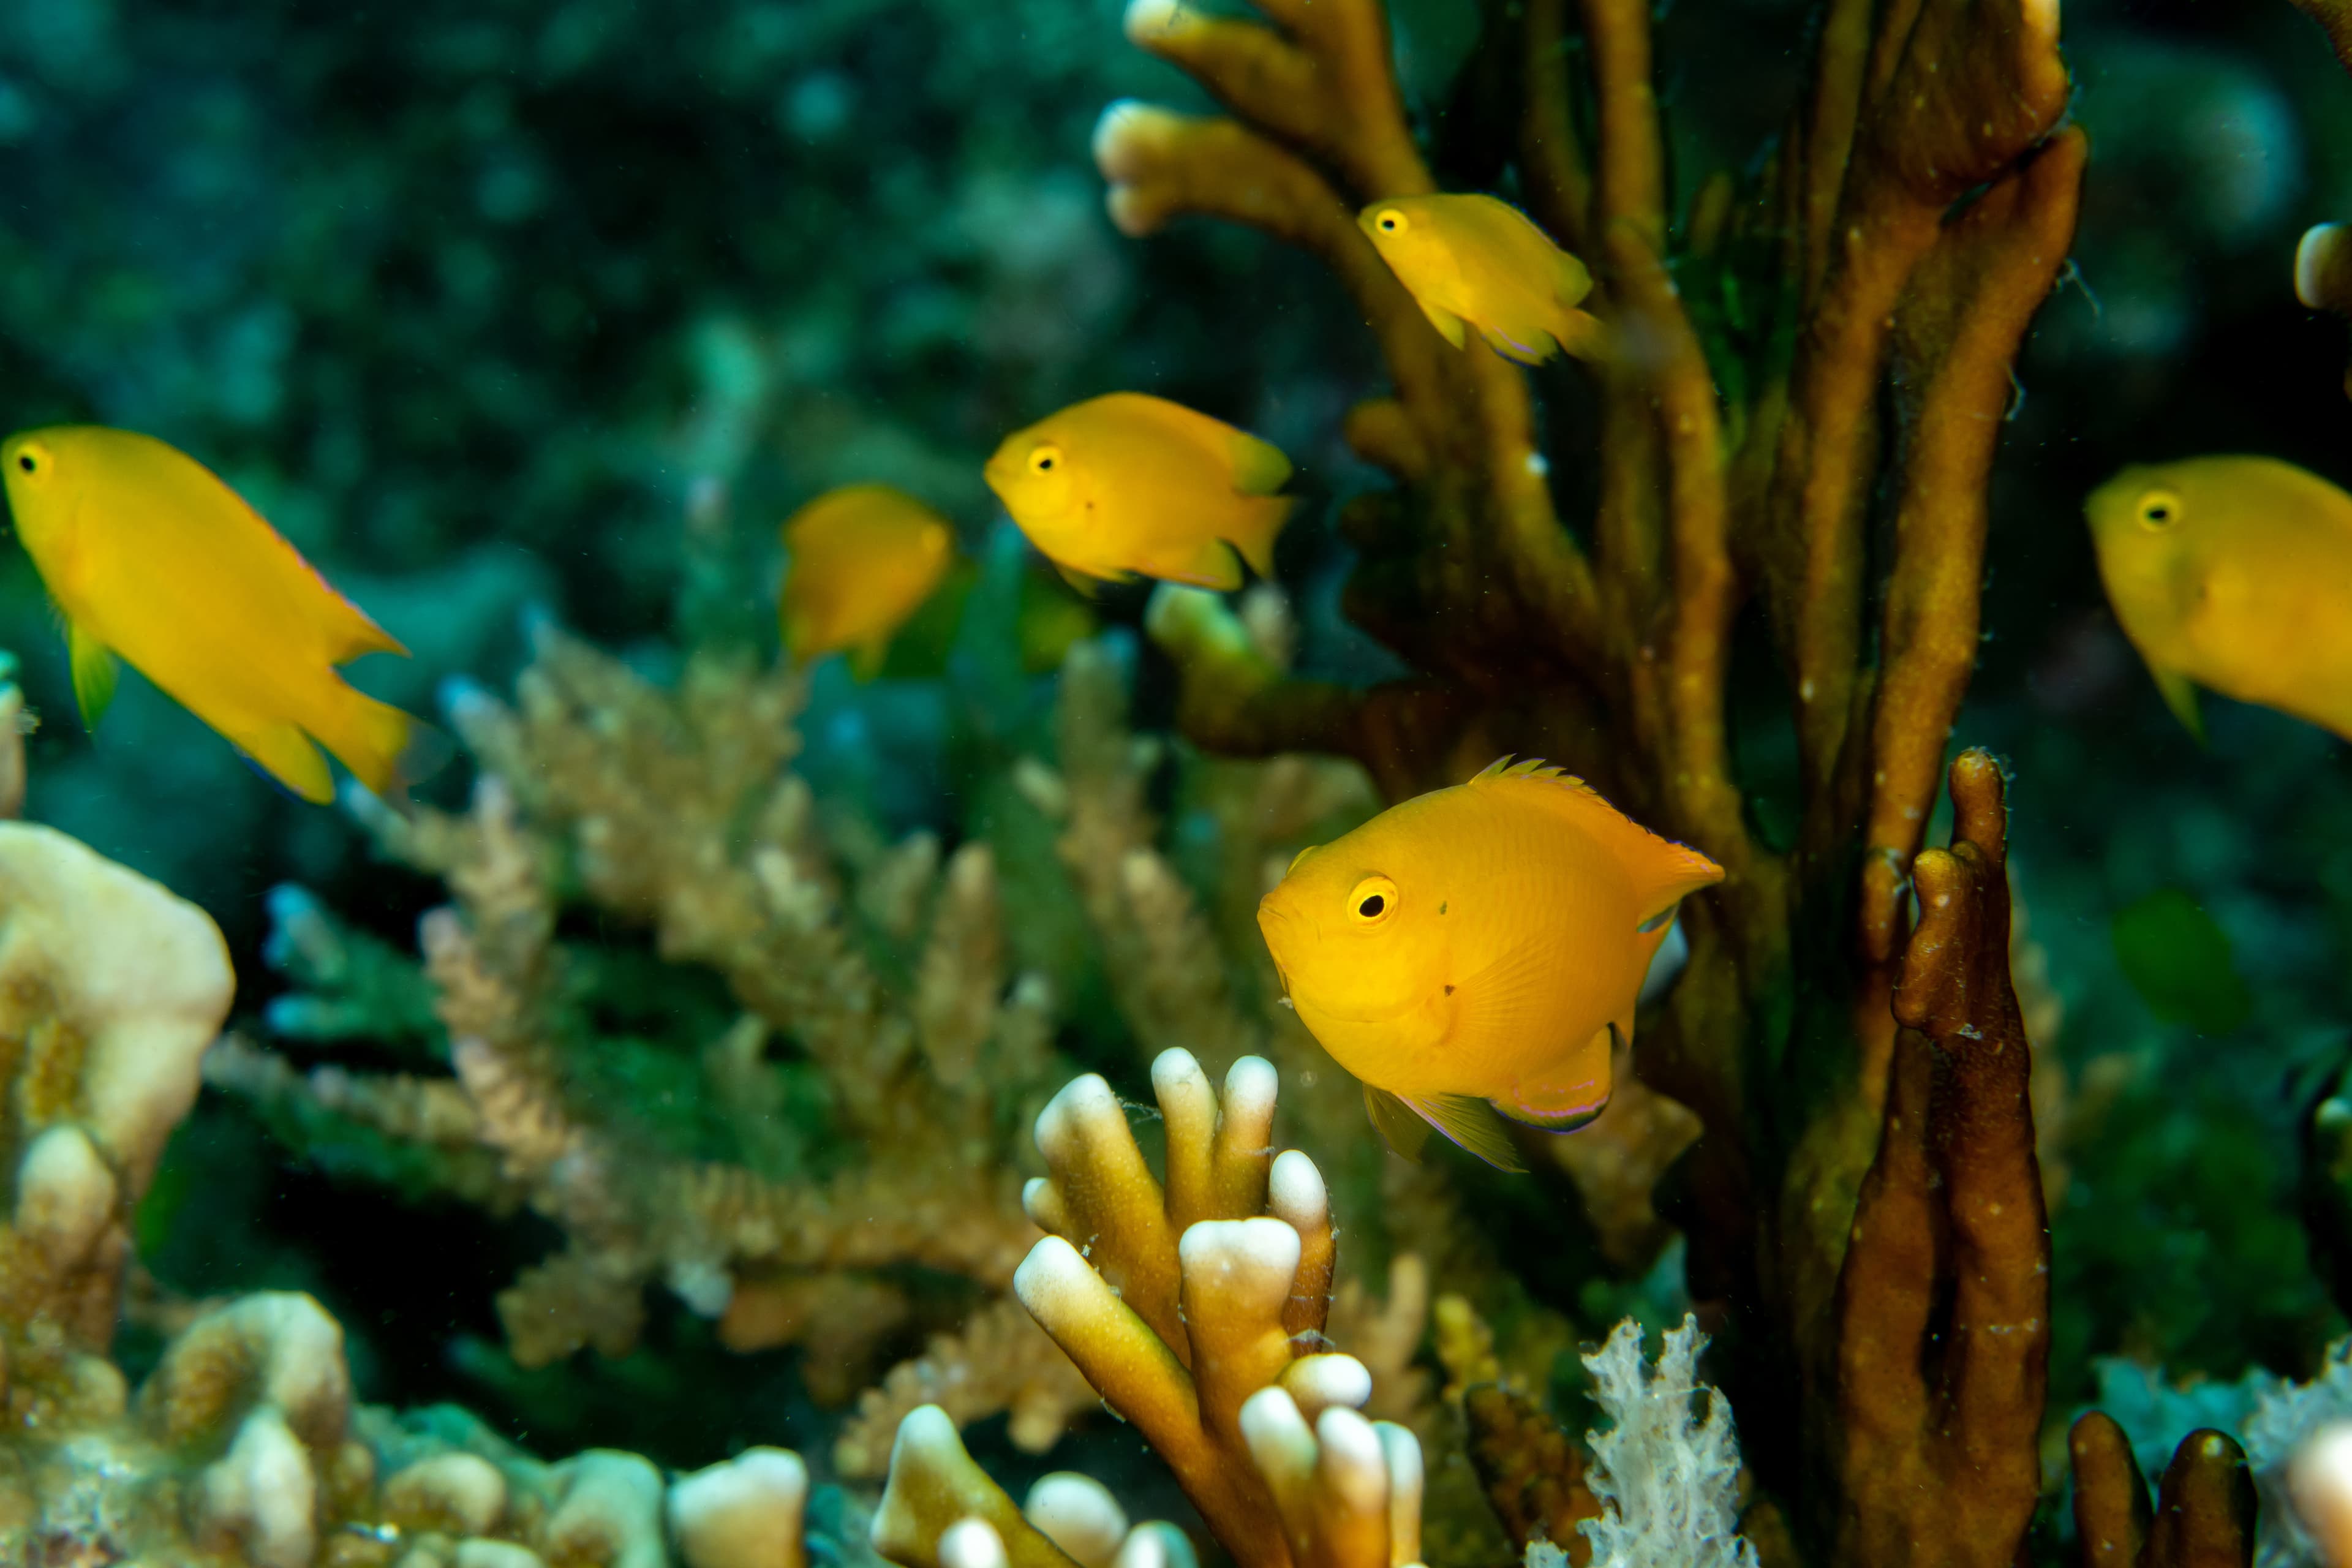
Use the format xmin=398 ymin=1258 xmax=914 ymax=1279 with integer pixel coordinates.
xmin=1257 ymin=757 xmax=1722 ymax=1171
xmin=0 ymin=424 xmax=423 ymax=804
xmin=1359 ymin=192 xmax=1604 ymax=366
xmin=2085 ymin=456 xmax=2352 ymax=743
xmin=780 ymin=483 xmax=956 ymax=679
xmin=983 ymin=393 xmax=1294 ymax=592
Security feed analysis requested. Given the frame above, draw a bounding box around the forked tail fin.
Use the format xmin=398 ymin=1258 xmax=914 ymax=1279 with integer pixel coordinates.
xmin=314 ymin=682 xmax=441 ymax=800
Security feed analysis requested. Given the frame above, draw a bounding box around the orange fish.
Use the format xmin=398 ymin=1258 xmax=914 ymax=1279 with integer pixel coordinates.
xmin=1 ymin=425 xmax=423 ymax=803
xmin=1257 ymin=758 xmax=1722 ymax=1170
xmin=780 ymin=484 xmax=956 ymax=678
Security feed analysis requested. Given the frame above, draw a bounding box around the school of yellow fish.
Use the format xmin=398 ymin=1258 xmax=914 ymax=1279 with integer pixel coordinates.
xmin=7 ymin=177 xmax=2347 ymax=1172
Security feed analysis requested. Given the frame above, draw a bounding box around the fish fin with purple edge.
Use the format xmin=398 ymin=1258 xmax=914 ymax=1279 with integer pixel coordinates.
xmin=67 ymin=620 xmax=118 ymax=731
xmin=1493 ymin=1022 xmax=1617 ymax=1133
xmin=1400 ymin=1092 xmax=1526 ymax=1172
xmin=1364 ymin=1083 xmax=1433 ymax=1164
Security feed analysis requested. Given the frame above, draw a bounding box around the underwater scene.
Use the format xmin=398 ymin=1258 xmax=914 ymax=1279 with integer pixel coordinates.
xmin=4 ymin=0 xmax=2352 ymax=1563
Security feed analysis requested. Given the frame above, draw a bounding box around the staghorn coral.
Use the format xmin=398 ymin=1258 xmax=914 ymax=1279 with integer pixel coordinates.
xmin=1098 ymin=0 xmax=2086 ymax=1553
xmin=872 ymin=1048 xmax=1429 ymax=1568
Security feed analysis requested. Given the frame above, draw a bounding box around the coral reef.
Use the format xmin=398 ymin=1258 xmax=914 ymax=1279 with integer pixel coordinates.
xmin=0 ymin=800 xmax=836 ymax=1568
xmin=1096 ymin=0 xmax=2097 ymax=1552
xmin=1574 ymin=1317 xmax=1757 ymax=1568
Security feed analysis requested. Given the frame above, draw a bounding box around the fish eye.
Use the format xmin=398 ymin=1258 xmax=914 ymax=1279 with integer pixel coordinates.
xmin=1028 ymin=444 xmax=1063 ymax=476
xmin=1346 ymin=875 xmax=1399 ymax=925
xmin=2136 ymin=489 xmax=2181 ymax=530
xmin=10 ymin=444 xmax=50 ymax=484
xmin=1374 ymin=209 xmax=1406 ymax=235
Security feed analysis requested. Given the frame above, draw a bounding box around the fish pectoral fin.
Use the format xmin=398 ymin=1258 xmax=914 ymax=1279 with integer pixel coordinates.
xmin=848 ymin=636 xmax=890 ymax=682
xmin=2153 ymin=666 xmax=2206 ymax=745
xmin=1446 ymin=937 xmax=1567 ymax=1061
xmin=1363 ymin=1083 xmax=1432 ymax=1164
xmin=1414 ymin=298 xmax=1469 ymax=350
xmin=1493 ymin=1023 xmax=1618 ymax=1133
xmin=1401 ymin=1092 xmax=1527 ymax=1173
xmin=67 ymin=622 xmax=119 ymax=731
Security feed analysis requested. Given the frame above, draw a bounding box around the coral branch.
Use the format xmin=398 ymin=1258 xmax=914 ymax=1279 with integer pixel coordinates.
xmin=1831 ymin=750 xmax=2047 ymax=1566
xmin=1860 ymin=129 xmax=2088 ymax=962
xmin=2290 ymin=0 xmax=2352 ymax=70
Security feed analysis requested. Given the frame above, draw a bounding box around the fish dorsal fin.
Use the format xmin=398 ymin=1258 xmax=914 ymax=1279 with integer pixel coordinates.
xmin=1363 ymin=1083 xmax=1433 ymax=1164
xmin=320 ymin=598 xmax=408 ymax=665
xmin=1467 ymin=756 xmax=1724 ymax=923
xmin=1492 ymin=1021 xmax=1616 ymax=1131
xmin=67 ymin=621 xmax=118 ymax=731
xmin=1400 ymin=1091 xmax=1526 ymax=1172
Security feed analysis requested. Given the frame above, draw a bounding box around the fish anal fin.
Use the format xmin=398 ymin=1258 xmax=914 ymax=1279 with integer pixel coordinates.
xmin=1363 ymin=1083 xmax=1432 ymax=1164
xmin=236 ymin=722 xmax=335 ymax=805
xmin=67 ymin=622 xmax=118 ymax=731
xmin=1227 ymin=495 xmax=1294 ymax=582
xmin=1414 ymin=297 xmax=1469 ymax=350
xmin=1477 ymin=321 xmax=1550 ymax=366
xmin=1403 ymin=1092 xmax=1526 ymax=1172
xmin=1494 ymin=1023 xmax=1616 ymax=1133
xmin=2154 ymin=666 xmax=2206 ymax=745
xmin=1150 ymin=538 xmax=1245 ymax=592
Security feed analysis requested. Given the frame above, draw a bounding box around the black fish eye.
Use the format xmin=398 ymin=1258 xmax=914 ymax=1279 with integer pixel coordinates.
xmin=1357 ymin=893 xmax=1384 ymax=917
xmin=15 ymin=454 xmax=32 ymax=473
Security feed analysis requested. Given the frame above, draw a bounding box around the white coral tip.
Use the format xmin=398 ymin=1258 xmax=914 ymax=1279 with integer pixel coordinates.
xmin=1239 ymin=1385 xmax=1317 ymax=1483
xmin=1314 ymin=1406 xmax=1390 ymax=1515
xmin=940 ymin=1518 xmax=1009 ymax=1568
xmin=1036 ymin=1073 xmax=1120 ymax=1162
xmin=2299 ymin=224 xmax=2347 ymax=310
xmin=1281 ymin=1354 xmax=1372 ymax=1419
xmin=1123 ymin=0 xmax=1186 ymax=42
xmin=1267 ymin=1150 xmax=1328 ymax=1233
xmin=1178 ymin=1218 xmax=1301 ymax=1316
xmin=1024 ymin=1473 xmax=1129 ymax=1568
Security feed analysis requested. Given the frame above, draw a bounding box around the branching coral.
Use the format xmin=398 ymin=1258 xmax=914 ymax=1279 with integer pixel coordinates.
xmin=2068 ymin=1414 xmax=2256 ymax=1568
xmin=1096 ymin=0 xmax=2084 ymax=1551
xmin=872 ymin=1049 xmax=1429 ymax=1568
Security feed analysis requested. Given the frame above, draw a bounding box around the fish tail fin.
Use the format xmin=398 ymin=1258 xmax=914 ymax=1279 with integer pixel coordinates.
xmin=1231 ymin=494 xmax=1295 ymax=581
xmin=1551 ymin=306 xmax=1611 ymax=365
xmin=312 ymin=682 xmax=438 ymax=799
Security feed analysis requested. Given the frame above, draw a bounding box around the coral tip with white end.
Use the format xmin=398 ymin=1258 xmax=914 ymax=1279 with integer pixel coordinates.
xmin=1376 ymin=1422 xmax=1425 ymax=1567
xmin=1112 ymin=1522 xmax=1200 ymax=1568
xmin=1023 ymin=1473 xmax=1129 ymax=1568
xmin=939 ymin=1518 xmax=1010 ymax=1568
xmin=1219 ymin=1055 xmax=1280 ymax=1151
xmin=1278 ymin=1354 xmax=1373 ymax=1421
xmin=1267 ymin=1149 xmax=1329 ymax=1236
xmin=666 ymin=1447 xmax=809 ymax=1568
xmin=1313 ymin=1405 xmax=1392 ymax=1517
xmin=2299 ymin=224 xmax=2350 ymax=311
xmin=1123 ymin=0 xmax=1187 ymax=43
xmin=1177 ymin=1218 xmax=1302 ymax=1320
xmin=2291 ymin=1421 xmax=2352 ymax=1567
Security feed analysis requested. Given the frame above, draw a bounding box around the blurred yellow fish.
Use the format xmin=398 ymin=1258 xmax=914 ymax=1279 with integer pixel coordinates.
xmin=1358 ymin=193 xmax=1604 ymax=366
xmin=0 ymin=425 xmax=423 ymax=804
xmin=1257 ymin=758 xmax=1722 ymax=1170
xmin=983 ymin=393 xmax=1294 ymax=592
xmin=2085 ymin=456 xmax=2352 ymax=743
xmin=780 ymin=483 xmax=956 ymax=679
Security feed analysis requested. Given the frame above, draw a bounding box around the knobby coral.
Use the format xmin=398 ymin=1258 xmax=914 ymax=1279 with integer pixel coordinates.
xmin=871 ymin=1047 xmax=1427 ymax=1568
xmin=1098 ymin=0 xmax=2085 ymax=1551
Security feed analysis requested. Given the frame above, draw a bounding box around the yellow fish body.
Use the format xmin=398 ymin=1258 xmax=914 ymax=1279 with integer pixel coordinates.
xmin=983 ymin=393 xmax=1295 ymax=591
xmin=0 ymin=425 xmax=420 ymax=804
xmin=779 ymin=484 xmax=955 ymax=679
xmin=1256 ymin=758 xmax=1723 ymax=1171
xmin=2085 ymin=456 xmax=2352 ymax=742
xmin=1358 ymin=193 xmax=1604 ymax=366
